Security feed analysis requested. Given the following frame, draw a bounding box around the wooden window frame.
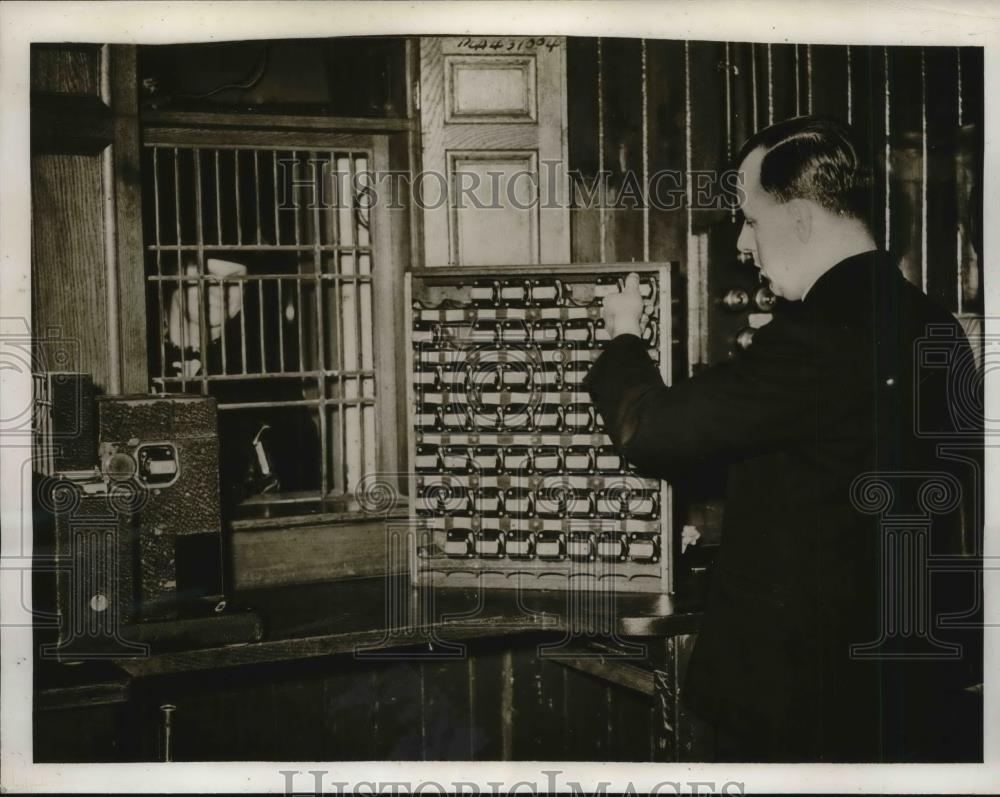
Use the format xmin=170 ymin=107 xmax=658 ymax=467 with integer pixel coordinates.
xmin=139 ymin=119 xmax=408 ymax=511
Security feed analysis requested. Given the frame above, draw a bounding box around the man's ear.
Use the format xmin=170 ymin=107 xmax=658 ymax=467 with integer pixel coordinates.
xmin=786 ymin=198 xmax=812 ymax=243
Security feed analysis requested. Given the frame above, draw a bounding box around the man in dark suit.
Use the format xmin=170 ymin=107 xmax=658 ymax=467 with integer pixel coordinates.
xmin=585 ymin=116 xmax=982 ymax=762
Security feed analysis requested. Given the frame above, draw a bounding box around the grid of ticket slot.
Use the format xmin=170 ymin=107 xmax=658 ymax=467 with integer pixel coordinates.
xmin=407 ymin=267 xmax=671 ymax=592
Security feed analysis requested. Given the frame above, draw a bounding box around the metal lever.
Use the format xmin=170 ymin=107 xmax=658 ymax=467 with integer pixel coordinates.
xmin=159 ymin=703 xmax=176 ymax=762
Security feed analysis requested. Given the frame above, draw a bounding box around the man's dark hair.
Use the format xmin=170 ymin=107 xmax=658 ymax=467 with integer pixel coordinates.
xmin=736 ymin=115 xmax=873 ymax=224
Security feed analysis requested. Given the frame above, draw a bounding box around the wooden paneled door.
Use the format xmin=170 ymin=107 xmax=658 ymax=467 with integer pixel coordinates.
xmin=419 ymin=37 xmax=570 ymax=267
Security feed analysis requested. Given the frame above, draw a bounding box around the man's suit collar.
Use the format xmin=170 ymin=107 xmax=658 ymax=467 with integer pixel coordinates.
xmin=801 ymin=249 xmax=895 ymax=312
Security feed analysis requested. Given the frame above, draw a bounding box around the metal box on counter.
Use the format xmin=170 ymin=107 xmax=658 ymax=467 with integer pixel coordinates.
xmin=96 ymin=394 xmax=224 ymax=615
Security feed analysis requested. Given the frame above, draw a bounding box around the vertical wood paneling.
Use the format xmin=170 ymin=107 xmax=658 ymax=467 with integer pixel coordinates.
xmin=687 ymin=40 xmax=735 ymax=368
xmin=421 ymin=656 xmax=474 ymax=760
xmin=644 ymin=44 xmax=687 ymax=257
xmin=645 ymin=40 xmax=690 ymax=379
xmin=606 ymin=682 xmax=654 ymax=760
xmin=322 ymin=661 xmax=379 ymax=759
xmin=730 ymin=43 xmax=755 ymax=149
xmin=563 ymin=659 xmax=610 ymax=759
xmin=32 ymin=44 xmax=146 ymax=394
xmin=468 ymin=642 xmax=506 ymax=759
xmin=686 ymin=41 xmax=728 ymax=237
xmin=370 ymin=661 xmax=424 ymax=759
xmin=111 ymin=45 xmax=149 ymax=392
xmin=509 ymin=646 xmax=548 ymax=758
xmin=268 ymin=676 xmax=328 ymax=759
xmin=888 ymin=46 xmax=925 ymax=287
xmin=671 ymin=634 xmax=716 ymax=761
xmin=31 ymin=44 xmax=102 ymax=95
xmin=567 ymin=37 xmax=602 ymax=263
xmin=32 ymin=154 xmax=112 ymax=388
xmin=641 ymin=39 xmax=651 ymax=260
xmin=538 ymin=653 xmax=570 ymax=757
xmin=601 ymin=38 xmax=645 ymax=264
xmin=846 ymin=46 xmax=889 ymax=253
xmin=924 ymin=46 xmax=961 ymax=312
xmin=808 ymin=44 xmax=850 ymax=122
xmin=768 ymin=44 xmax=798 ymax=122
xmin=958 ymin=46 xmax=984 ymax=313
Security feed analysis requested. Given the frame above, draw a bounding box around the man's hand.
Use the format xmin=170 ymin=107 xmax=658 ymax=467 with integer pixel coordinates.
xmin=601 ymin=272 xmax=652 ymax=339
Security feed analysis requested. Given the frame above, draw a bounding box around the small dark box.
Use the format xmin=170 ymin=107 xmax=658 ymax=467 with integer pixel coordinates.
xmin=48 ymin=489 xmax=143 ymax=658
xmin=97 ymin=394 xmax=224 ymax=616
xmin=32 ymin=372 xmax=98 ymax=475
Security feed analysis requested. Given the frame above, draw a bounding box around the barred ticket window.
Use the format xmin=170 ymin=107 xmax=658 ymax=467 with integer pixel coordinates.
xmin=141 ymin=133 xmax=395 ymax=506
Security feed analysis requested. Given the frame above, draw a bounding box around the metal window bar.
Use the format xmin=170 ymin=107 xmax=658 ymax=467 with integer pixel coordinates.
xmin=235 ymin=150 xmax=243 ymax=246
xmin=214 ymin=150 xmax=223 ymax=246
xmin=312 ymin=153 xmax=329 ymax=497
xmin=357 ymin=157 xmax=376 ymax=483
xmin=144 ymin=142 xmax=378 ymax=502
xmin=172 ymin=147 xmax=187 ymax=392
xmin=193 ymin=148 xmax=209 ymax=393
xmin=272 ymin=151 xmax=281 ymax=246
xmin=153 ymin=148 xmax=166 ymax=381
xmin=253 ymin=150 xmax=262 ymax=246
xmin=331 ymin=155 xmax=346 ymax=494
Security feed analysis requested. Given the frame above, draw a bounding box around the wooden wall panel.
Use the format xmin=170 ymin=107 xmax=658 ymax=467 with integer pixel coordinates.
xmin=729 ymin=43 xmax=754 ymax=164
xmin=421 ymin=656 xmax=475 ymax=760
xmin=370 ymin=660 xmax=424 ymax=759
xmin=605 ymin=678 xmax=654 ymax=760
xmin=686 ymin=40 xmax=728 ymax=238
xmin=31 ymin=45 xmax=102 ymax=96
xmin=768 ymin=44 xmax=799 ymax=124
xmin=562 ymin=661 xmax=612 ymax=760
xmin=564 ymin=37 xmax=980 ymax=559
xmin=851 ymin=46 xmax=890 ymax=253
xmin=31 ymin=44 xmax=146 ymax=394
xmin=925 ymin=47 xmax=962 ymax=311
xmin=888 ymin=46 xmax=925 ymax=289
xmin=322 ymin=664 xmax=380 ymax=759
xmin=31 ymin=154 xmax=111 ymax=388
xmin=958 ymin=47 xmax=984 ymax=313
xmin=509 ymin=645 xmax=550 ymax=758
xmin=58 ymin=632 xmax=723 ymax=763
xmin=686 ymin=40 xmax=733 ymax=369
xmin=111 ymin=46 xmax=150 ymax=392
xmin=567 ymin=38 xmax=978 ymax=319
xmin=645 ymin=40 xmax=691 ymax=381
xmin=645 ymin=39 xmax=688 ymax=267
xmin=468 ymin=642 xmax=506 ymax=760
xmin=567 ymin=37 xmax=602 ymax=263
xmin=601 ymin=38 xmax=645 ymax=264
xmin=809 ymin=44 xmax=850 ymax=122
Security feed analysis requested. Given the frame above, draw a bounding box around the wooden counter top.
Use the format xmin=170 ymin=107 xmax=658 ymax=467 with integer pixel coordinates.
xmin=112 ymin=575 xmax=703 ymax=677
